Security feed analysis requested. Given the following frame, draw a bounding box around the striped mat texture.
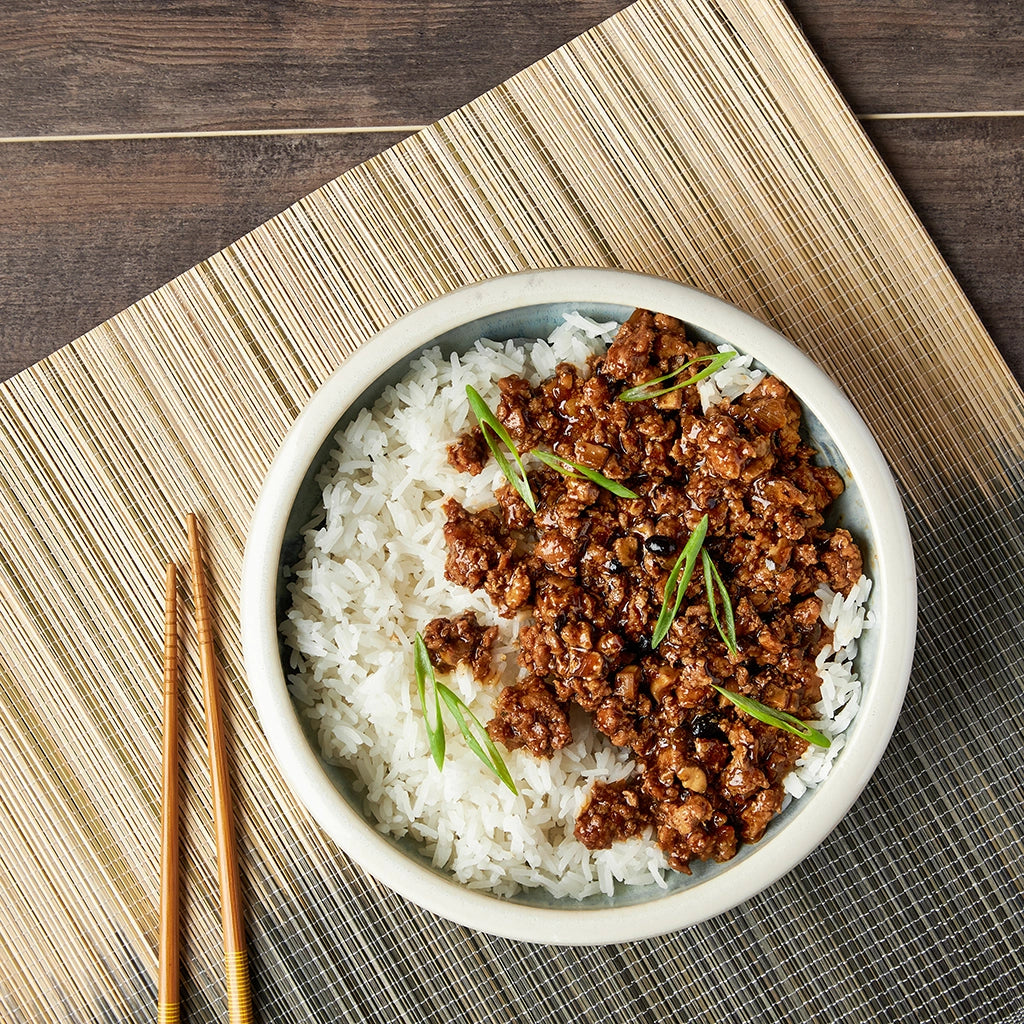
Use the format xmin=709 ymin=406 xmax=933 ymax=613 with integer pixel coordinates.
xmin=1 ymin=0 xmax=1022 ymax=1021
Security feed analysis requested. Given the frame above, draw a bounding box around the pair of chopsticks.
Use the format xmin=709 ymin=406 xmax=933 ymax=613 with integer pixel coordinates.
xmin=159 ymin=514 xmax=253 ymax=1024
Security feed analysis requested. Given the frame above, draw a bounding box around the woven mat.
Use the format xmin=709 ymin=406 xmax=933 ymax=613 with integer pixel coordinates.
xmin=3 ymin=0 xmax=1023 ymax=1021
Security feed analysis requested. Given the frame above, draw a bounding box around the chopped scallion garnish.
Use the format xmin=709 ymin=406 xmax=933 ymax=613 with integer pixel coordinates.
xmin=413 ymin=633 xmax=518 ymax=793
xmin=712 ymin=686 xmax=831 ymax=748
xmin=437 ymin=683 xmax=518 ymax=794
xmin=618 ymin=350 xmax=736 ymax=402
xmin=702 ymin=549 xmax=738 ymax=655
xmin=652 ymin=514 xmax=709 ymax=648
xmin=465 ymin=385 xmax=536 ymax=512
xmin=413 ymin=633 xmax=445 ymax=770
xmin=530 ymin=448 xmax=639 ymax=499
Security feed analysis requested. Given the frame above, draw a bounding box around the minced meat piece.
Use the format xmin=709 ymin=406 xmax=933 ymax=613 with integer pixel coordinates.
xmin=447 ymin=427 xmax=490 ymax=475
xmin=421 ymin=610 xmax=497 ymax=682
xmin=441 ymin=498 xmax=514 ymax=593
xmin=486 ymin=675 xmax=572 ymax=757
xmin=575 ymin=778 xmax=651 ymax=849
xmin=820 ymin=528 xmax=863 ymax=594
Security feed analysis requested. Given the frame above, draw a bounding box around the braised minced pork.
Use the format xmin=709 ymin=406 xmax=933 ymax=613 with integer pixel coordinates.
xmin=442 ymin=308 xmax=861 ymax=872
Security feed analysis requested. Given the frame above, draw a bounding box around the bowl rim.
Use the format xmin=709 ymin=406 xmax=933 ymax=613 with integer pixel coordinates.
xmin=240 ymin=267 xmax=916 ymax=945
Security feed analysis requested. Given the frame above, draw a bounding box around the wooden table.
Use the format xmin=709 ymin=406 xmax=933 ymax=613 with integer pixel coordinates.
xmin=1 ymin=0 xmax=1021 ymax=384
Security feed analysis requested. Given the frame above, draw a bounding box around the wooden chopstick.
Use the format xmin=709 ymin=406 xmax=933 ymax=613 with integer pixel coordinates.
xmin=158 ymin=563 xmax=180 ymax=1024
xmin=186 ymin=513 xmax=254 ymax=1024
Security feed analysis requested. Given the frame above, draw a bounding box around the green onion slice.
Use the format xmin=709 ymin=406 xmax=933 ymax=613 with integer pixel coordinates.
xmin=712 ymin=685 xmax=831 ymax=748
xmin=414 ymin=633 xmax=446 ymax=770
xmin=702 ymin=549 xmax=738 ymax=656
xmin=652 ymin=514 xmax=709 ymax=648
xmin=530 ymin=448 xmax=639 ymax=499
xmin=618 ymin=350 xmax=737 ymax=402
xmin=465 ymin=385 xmax=537 ymax=512
xmin=437 ymin=683 xmax=518 ymax=794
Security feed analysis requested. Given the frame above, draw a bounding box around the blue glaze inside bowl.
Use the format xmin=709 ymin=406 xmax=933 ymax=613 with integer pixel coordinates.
xmin=276 ymin=301 xmax=873 ymax=910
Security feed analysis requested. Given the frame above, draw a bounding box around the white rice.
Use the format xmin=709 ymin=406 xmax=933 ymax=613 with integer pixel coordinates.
xmin=282 ymin=314 xmax=871 ymax=899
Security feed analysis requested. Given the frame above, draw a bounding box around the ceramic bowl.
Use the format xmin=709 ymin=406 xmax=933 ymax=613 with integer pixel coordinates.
xmin=240 ymin=267 xmax=916 ymax=944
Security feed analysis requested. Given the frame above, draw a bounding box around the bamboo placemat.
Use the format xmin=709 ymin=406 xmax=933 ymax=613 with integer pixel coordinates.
xmin=2 ymin=1 xmax=1023 ymax=1021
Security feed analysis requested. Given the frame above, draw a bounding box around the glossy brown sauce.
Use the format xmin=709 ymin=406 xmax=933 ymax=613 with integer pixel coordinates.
xmin=439 ymin=309 xmax=861 ymax=872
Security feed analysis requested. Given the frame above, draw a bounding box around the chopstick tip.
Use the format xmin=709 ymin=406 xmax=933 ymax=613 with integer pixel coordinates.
xmin=185 ymin=512 xmax=201 ymax=549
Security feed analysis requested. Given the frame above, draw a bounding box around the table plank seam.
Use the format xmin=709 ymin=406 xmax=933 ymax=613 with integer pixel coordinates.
xmin=2 ymin=110 xmax=1022 ymax=146
xmin=0 ymin=126 xmax=428 ymax=145
xmin=860 ymin=110 xmax=1024 ymax=120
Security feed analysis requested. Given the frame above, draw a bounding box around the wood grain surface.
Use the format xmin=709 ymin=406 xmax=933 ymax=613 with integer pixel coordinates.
xmin=1 ymin=0 xmax=1022 ymax=380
